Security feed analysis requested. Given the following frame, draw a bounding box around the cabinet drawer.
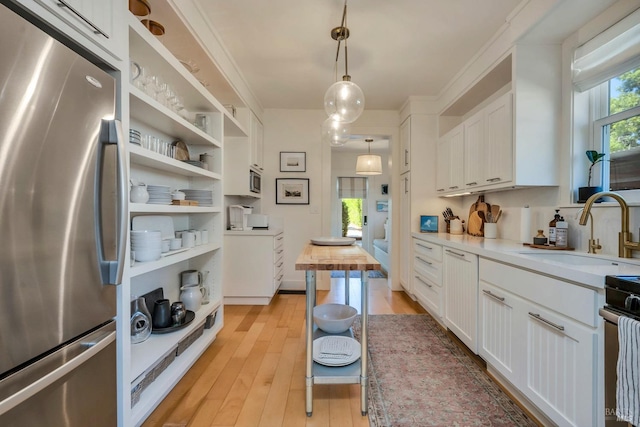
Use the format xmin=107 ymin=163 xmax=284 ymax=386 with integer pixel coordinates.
xmin=274 ymin=245 xmax=284 ymax=263
xmin=413 ymin=240 xmax=442 ymax=262
xmin=414 ymin=255 xmax=442 ymax=285
xmin=274 ymin=257 xmax=284 ymax=278
xmin=479 ymin=259 xmax=599 ymax=327
xmin=413 ymin=272 xmax=443 ymax=318
xmin=274 ymin=233 xmax=284 ymax=249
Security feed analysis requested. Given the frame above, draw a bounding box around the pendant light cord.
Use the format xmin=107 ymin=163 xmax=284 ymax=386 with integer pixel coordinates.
xmin=332 ymin=0 xmax=349 ymax=82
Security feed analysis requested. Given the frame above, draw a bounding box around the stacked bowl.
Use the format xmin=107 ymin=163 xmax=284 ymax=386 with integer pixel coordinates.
xmin=130 ymin=128 xmax=141 ymax=146
xmin=313 ymin=303 xmax=357 ymax=334
xmin=131 ymin=230 xmax=162 ymax=262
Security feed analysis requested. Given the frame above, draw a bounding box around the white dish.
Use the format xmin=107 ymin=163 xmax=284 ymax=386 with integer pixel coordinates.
xmin=132 ymin=216 xmax=175 ymax=240
xmin=312 ymin=336 xmax=361 ymax=367
xmin=310 ymin=237 xmax=356 ymax=246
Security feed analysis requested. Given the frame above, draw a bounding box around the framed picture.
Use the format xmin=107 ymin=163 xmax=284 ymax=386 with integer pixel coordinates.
xmin=381 ymin=184 xmax=388 ymax=195
xmin=280 ymin=151 xmax=306 ymax=172
xmin=420 ymin=215 xmax=439 ymax=233
xmin=376 ymin=200 xmax=388 ymax=212
xmin=276 ymin=178 xmax=310 ymax=204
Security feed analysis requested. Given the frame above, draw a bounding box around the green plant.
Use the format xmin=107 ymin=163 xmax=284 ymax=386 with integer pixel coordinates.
xmin=341 ymin=202 xmax=349 ymax=237
xmin=586 ymin=150 xmax=606 ymax=187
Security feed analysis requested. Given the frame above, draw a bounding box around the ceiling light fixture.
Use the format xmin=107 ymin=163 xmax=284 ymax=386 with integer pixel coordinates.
xmin=322 ymin=0 xmax=365 ymax=146
xmin=356 ymin=138 xmax=382 ymax=175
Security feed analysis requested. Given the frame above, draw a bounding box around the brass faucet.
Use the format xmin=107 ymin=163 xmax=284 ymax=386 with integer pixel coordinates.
xmin=578 ymin=191 xmax=639 ymax=258
xmin=575 ymin=208 xmax=601 ymax=254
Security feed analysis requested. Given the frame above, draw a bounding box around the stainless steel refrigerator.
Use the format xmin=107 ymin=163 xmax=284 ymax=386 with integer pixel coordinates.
xmin=0 ymin=3 xmax=126 ymax=426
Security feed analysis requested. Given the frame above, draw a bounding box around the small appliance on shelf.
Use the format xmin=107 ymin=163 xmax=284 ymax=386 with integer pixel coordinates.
xmin=229 ymin=205 xmax=253 ymax=230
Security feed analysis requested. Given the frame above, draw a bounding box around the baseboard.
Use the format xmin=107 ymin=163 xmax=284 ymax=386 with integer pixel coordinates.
xmin=278 ymin=289 xmax=306 ymax=295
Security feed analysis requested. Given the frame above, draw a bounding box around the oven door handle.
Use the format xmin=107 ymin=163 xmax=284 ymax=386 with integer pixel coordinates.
xmin=600 ymin=308 xmax=620 ymax=325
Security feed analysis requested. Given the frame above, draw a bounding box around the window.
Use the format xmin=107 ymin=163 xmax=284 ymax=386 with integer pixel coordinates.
xmin=595 ymin=68 xmax=640 ymax=191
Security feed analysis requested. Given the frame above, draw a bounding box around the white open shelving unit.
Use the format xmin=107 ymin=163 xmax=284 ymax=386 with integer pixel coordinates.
xmin=122 ymin=10 xmax=248 ymax=426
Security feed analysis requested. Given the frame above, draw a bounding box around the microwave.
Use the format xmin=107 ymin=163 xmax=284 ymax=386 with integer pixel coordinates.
xmin=250 ymin=169 xmax=261 ymax=194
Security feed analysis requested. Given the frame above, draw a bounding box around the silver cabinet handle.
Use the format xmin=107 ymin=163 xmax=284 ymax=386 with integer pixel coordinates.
xmin=416 ymin=243 xmax=433 ymax=250
xmin=416 ymin=256 xmax=432 ymax=266
xmin=486 ymin=177 xmax=501 ymax=182
xmin=466 ymin=182 xmax=478 ymax=186
xmin=277 ymin=274 xmax=283 ymax=281
xmin=277 ymin=249 xmax=284 ymax=254
xmin=277 ymin=236 xmax=284 ymax=241
xmin=482 ymin=289 xmax=505 ymax=302
xmin=528 ymin=312 xmax=565 ymax=331
xmin=436 ymin=188 xmax=445 ymax=192
xmin=404 ymin=148 xmax=409 ymax=166
xmin=414 ymin=275 xmax=432 ymax=287
xmin=277 ymin=262 xmax=283 ymax=268
xmin=445 ymin=249 xmax=465 ymax=258
xmin=448 ymin=186 xmax=459 ymax=190
xmin=57 ymin=0 xmax=109 ymax=38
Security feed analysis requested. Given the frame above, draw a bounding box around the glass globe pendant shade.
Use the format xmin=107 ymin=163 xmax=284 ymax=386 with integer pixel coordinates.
xmin=324 ymin=79 xmax=365 ymax=124
xmin=322 ymin=116 xmax=350 ymax=147
xmin=355 ymin=154 xmax=382 ymax=175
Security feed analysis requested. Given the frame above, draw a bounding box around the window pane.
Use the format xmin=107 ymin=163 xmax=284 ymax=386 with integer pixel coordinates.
xmin=605 ymin=118 xmax=640 ymax=190
xmin=609 ymin=68 xmax=640 ymax=115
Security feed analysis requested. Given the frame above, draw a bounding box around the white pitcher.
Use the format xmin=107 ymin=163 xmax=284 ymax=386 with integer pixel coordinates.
xmin=180 ymin=285 xmax=205 ymax=312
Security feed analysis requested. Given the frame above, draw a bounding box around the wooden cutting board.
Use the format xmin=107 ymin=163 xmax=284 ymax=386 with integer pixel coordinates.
xmin=467 ymin=211 xmax=484 ymax=236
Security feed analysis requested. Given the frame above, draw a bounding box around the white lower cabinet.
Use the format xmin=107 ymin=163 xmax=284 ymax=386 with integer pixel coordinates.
xmin=223 ymin=230 xmax=284 ymax=305
xmin=412 ymin=239 xmax=443 ymax=321
xmin=443 ymin=247 xmax=479 ymax=353
xmin=479 ymin=259 xmax=598 ymax=427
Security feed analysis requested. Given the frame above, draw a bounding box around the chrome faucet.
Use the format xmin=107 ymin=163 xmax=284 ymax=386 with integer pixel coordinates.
xmin=575 ymin=208 xmax=601 ymax=253
xmin=578 ymin=191 xmax=639 ymax=258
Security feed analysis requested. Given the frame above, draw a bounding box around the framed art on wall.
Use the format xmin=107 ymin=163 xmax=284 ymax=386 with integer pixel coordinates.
xmin=280 ymin=152 xmax=306 ymax=172
xmin=376 ymin=200 xmax=388 ymax=212
xmin=420 ymin=215 xmax=438 ymax=233
xmin=276 ymin=178 xmax=310 ymax=204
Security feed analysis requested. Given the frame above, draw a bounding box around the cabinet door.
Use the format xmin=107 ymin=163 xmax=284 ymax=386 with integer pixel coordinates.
xmin=250 ymin=113 xmax=263 ymax=171
xmin=400 ymin=117 xmax=411 ymax=174
xmin=436 ymin=135 xmax=450 ymax=193
xmin=523 ymin=303 xmax=596 ymax=427
xmin=463 ymin=110 xmax=485 ymax=189
xmin=478 ymin=281 xmax=523 ymax=385
xmin=447 ymin=125 xmax=465 ymax=192
xmin=483 ymin=93 xmax=513 ymax=186
xmin=444 ymin=247 xmax=478 ymax=353
xmin=399 ymin=173 xmax=411 ymax=293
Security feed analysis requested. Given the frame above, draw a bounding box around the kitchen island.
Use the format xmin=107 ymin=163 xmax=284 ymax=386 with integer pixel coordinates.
xmin=295 ymin=243 xmax=381 ymax=416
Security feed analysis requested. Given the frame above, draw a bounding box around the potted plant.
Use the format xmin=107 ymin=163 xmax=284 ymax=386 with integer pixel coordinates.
xmin=577 ymin=150 xmax=606 ymax=203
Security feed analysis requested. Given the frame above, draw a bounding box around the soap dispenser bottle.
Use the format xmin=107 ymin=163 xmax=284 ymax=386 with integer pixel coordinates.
xmin=556 ymin=216 xmax=568 ymax=248
xmin=548 ymin=209 xmax=560 ymax=246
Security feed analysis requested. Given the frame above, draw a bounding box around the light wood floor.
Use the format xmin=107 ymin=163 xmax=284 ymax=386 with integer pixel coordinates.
xmin=142 ymin=278 xmax=425 ymax=427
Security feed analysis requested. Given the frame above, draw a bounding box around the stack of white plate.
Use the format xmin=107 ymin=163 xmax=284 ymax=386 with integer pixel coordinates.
xmin=131 ymin=230 xmax=162 ymax=262
xmin=147 ymin=185 xmax=172 ymax=205
xmin=129 ymin=128 xmax=141 ymax=145
xmin=180 ymin=189 xmax=213 ymax=207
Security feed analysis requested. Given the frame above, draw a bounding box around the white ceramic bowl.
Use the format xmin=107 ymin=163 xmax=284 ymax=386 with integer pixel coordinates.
xmin=313 ymin=303 xmax=357 ymax=334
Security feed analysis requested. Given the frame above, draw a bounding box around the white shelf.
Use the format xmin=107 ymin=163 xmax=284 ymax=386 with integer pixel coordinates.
xmin=129 ymin=87 xmax=222 ymax=148
xmin=130 ymin=204 xmax=221 ymax=214
xmin=129 ymin=144 xmax=221 ymax=179
xmin=128 ymin=14 xmax=247 ymax=138
xmin=130 ymin=301 xmax=221 ymax=379
xmin=130 ymin=306 xmax=224 ymax=426
xmin=129 ymin=243 xmax=221 ymax=277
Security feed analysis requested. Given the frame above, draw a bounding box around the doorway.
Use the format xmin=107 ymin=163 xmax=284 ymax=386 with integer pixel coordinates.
xmin=337 ymin=176 xmax=369 ymax=250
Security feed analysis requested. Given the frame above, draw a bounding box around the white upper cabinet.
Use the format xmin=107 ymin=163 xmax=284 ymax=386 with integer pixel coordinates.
xmin=436 ymin=124 xmax=464 ymax=194
xmin=400 ymin=117 xmax=411 ymax=174
xmin=250 ymin=112 xmax=264 ymax=172
xmin=436 ymin=44 xmax=560 ymax=196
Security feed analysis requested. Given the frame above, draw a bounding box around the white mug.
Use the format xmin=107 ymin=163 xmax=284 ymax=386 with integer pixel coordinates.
xmin=170 ymin=238 xmax=182 ymax=250
xmin=200 ymin=230 xmax=209 ymax=245
xmin=181 ymin=231 xmax=195 ymax=248
xmin=190 ymin=230 xmax=202 ymax=246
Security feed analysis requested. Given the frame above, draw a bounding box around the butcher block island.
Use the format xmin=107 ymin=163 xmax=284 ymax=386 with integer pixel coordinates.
xmin=295 ymin=242 xmax=381 ymax=416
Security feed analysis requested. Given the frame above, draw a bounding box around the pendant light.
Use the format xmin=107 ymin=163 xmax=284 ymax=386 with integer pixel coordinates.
xmin=356 ymin=138 xmax=382 ymax=175
xmin=323 ymin=0 xmax=365 ymax=145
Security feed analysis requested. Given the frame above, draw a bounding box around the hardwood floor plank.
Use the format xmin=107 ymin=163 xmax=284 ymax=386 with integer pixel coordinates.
xmin=257 ymin=338 xmax=299 ymax=426
xmin=328 ymin=385 xmax=354 ymax=426
xmin=233 ymin=352 xmax=281 ymax=426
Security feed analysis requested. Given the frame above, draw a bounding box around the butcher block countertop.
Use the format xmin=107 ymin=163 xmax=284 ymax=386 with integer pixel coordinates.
xmin=295 ymin=243 xmax=381 ymax=271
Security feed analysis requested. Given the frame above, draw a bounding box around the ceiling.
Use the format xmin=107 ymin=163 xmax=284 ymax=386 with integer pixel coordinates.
xmin=192 ymin=0 xmax=524 ymax=111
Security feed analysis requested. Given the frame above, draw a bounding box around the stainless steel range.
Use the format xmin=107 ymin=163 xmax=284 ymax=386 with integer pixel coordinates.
xmin=601 ymin=275 xmax=640 ymax=427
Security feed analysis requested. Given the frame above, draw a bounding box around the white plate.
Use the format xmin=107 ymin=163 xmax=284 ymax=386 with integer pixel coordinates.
xmin=310 ymin=237 xmax=356 ymax=246
xmin=312 ymin=336 xmax=361 ymax=366
xmin=132 ymin=216 xmax=175 ymax=240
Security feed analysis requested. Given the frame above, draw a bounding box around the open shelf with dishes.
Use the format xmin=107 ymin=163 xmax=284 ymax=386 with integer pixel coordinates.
xmin=121 ymin=5 xmax=245 ymax=426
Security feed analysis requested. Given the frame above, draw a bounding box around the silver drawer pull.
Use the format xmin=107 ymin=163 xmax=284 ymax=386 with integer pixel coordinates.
xmin=277 ymin=274 xmax=283 ymax=281
xmin=437 ymin=188 xmax=445 ymax=192
xmin=528 ymin=312 xmax=565 ymax=331
xmin=57 ymin=0 xmax=109 ymax=38
xmin=482 ymin=289 xmax=505 ymax=302
xmin=277 ymin=249 xmax=284 ymax=254
xmin=445 ymin=249 xmax=465 ymax=258
xmin=277 ymin=236 xmax=284 ymax=241
xmin=486 ymin=177 xmax=501 ymax=182
xmin=448 ymin=186 xmax=459 ymax=190
xmin=416 ymin=256 xmax=432 ymax=266
xmin=416 ymin=243 xmax=433 ymax=250
xmin=414 ymin=275 xmax=432 ymax=288
xmin=277 ymin=262 xmax=283 ymax=268
xmin=466 ymin=182 xmax=478 ymax=186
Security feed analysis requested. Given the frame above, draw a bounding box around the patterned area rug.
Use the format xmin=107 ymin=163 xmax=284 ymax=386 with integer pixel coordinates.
xmin=330 ymin=270 xmax=387 ymax=279
xmin=352 ymin=315 xmax=538 ymax=427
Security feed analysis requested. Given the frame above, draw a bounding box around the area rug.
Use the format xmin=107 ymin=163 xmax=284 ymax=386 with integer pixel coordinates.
xmin=330 ymin=270 xmax=387 ymax=279
xmin=352 ymin=315 xmax=538 ymax=427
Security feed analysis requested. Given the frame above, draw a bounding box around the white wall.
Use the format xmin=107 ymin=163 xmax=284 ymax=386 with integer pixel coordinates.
xmin=262 ymin=109 xmax=399 ymax=290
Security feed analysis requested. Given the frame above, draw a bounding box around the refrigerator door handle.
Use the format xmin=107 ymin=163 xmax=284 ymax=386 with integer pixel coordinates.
xmin=97 ymin=119 xmax=128 ymax=285
xmin=0 ymin=331 xmax=115 ymax=415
